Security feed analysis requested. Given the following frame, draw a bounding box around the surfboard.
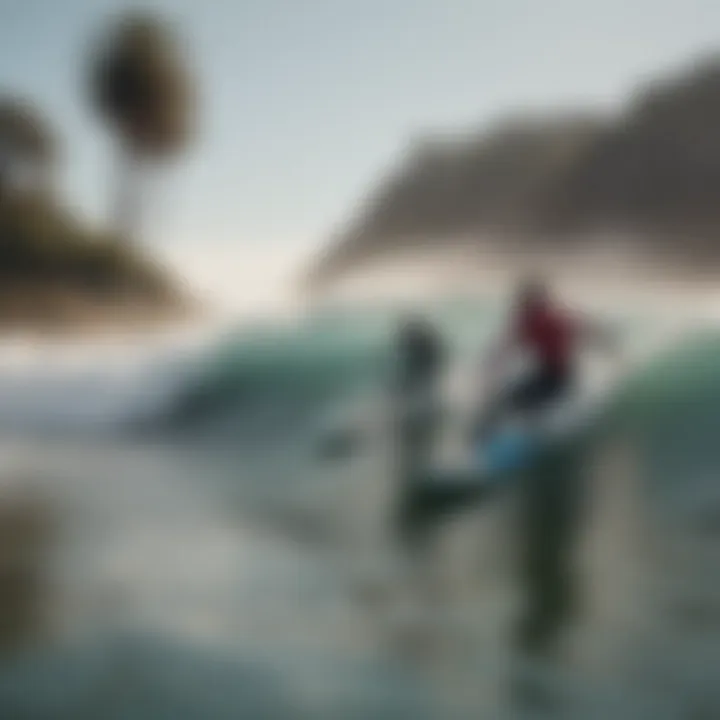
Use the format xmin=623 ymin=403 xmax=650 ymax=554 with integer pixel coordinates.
xmin=418 ymin=379 xmax=607 ymax=494
xmin=412 ymin=425 xmax=534 ymax=510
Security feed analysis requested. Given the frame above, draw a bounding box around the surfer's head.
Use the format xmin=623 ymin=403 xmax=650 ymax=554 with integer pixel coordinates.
xmin=400 ymin=313 xmax=433 ymax=339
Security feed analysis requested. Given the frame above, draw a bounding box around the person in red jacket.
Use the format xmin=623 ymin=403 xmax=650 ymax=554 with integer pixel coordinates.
xmin=475 ymin=276 xmax=612 ymax=439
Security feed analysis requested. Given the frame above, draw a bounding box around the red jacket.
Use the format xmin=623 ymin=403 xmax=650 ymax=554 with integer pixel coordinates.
xmin=516 ymin=304 xmax=576 ymax=373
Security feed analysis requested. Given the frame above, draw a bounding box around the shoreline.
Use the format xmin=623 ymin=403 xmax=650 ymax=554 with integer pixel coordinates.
xmin=0 ymin=300 xmax=207 ymax=344
xmin=308 ymin=239 xmax=720 ymax=320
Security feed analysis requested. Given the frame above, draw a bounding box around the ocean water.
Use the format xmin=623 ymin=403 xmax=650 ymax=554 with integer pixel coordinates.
xmin=0 ymin=296 xmax=717 ymax=718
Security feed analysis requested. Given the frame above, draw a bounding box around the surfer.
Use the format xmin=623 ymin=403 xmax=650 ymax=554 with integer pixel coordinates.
xmin=314 ymin=314 xmax=445 ymax=463
xmin=472 ymin=277 xmax=617 ymax=659
xmin=394 ymin=316 xmax=444 ymax=396
xmin=393 ymin=315 xmax=445 ymax=475
xmin=474 ymin=276 xmax=615 ymax=441
xmin=391 ymin=315 xmax=446 ymax=550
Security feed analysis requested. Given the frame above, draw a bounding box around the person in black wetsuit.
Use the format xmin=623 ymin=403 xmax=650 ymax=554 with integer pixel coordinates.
xmin=394 ymin=316 xmax=445 ymax=403
xmin=391 ymin=315 xmax=446 ymax=552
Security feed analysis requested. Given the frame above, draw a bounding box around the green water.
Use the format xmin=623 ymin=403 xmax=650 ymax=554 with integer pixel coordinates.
xmin=0 ymin=300 xmax=718 ymax=718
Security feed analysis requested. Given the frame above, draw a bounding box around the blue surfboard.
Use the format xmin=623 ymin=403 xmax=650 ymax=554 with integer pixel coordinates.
xmin=480 ymin=426 xmax=540 ymax=476
xmin=418 ymin=424 xmax=544 ymax=495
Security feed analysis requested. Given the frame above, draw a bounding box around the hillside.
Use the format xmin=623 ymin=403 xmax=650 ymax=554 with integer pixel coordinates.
xmin=308 ymin=56 xmax=720 ymax=286
xmin=0 ymin=192 xmax=189 ymax=332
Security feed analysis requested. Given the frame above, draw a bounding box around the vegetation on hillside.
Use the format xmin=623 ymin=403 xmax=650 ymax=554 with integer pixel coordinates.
xmin=0 ymin=10 xmax=195 ymax=330
xmin=0 ymin=189 xmax=182 ymax=328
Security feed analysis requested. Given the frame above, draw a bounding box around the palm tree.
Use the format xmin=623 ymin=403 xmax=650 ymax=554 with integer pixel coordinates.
xmin=0 ymin=97 xmax=55 ymax=200
xmin=89 ymin=12 xmax=194 ymax=242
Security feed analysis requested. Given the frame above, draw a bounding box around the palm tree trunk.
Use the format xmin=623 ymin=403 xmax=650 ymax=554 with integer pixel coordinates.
xmin=114 ymin=145 xmax=141 ymax=243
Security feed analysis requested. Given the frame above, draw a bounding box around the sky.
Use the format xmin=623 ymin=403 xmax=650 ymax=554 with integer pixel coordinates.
xmin=1 ymin=0 xmax=720 ymax=307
